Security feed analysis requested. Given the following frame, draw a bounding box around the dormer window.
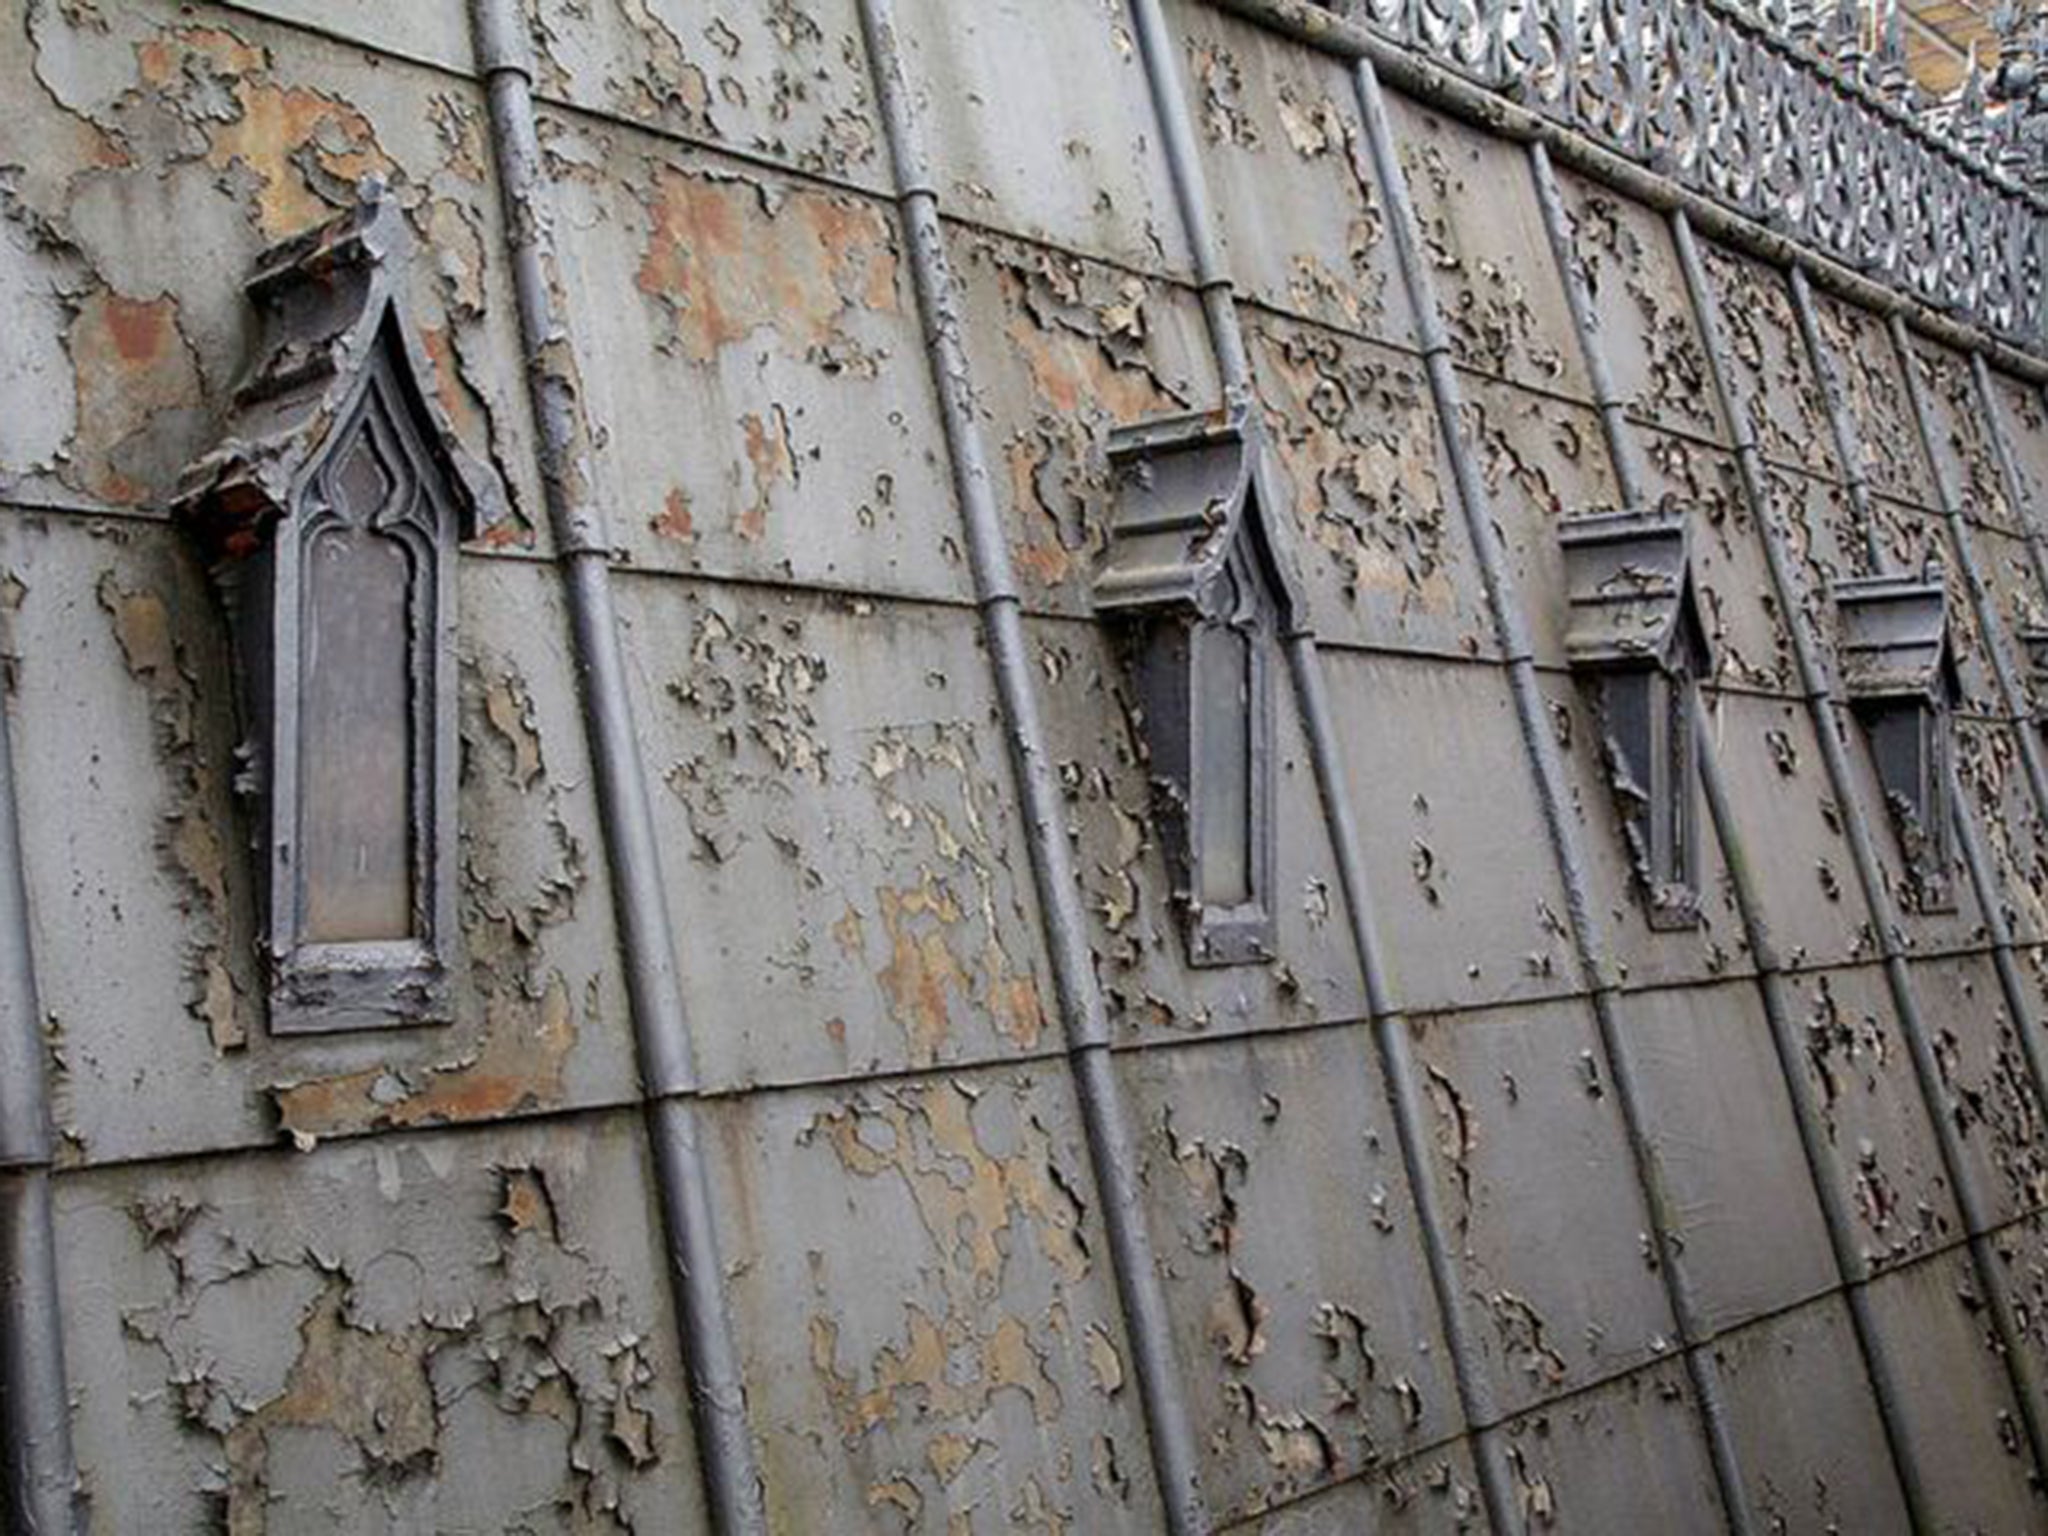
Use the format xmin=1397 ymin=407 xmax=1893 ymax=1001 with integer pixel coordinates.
xmin=1836 ymin=573 xmax=1958 ymax=914
xmin=175 ymin=184 xmax=505 ymax=1034
xmin=1096 ymin=408 xmax=1299 ymax=967
xmin=1560 ymin=507 xmax=1713 ymax=930
xmin=2020 ymin=626 xmax=2048 ymax=730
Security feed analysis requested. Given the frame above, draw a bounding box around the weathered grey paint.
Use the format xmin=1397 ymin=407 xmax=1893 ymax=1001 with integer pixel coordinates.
xmin=467 ymin=0 xmax=767 ymax=1526
xmin=10 ymin=0 xmax=2048 ymax=1531
xmin=1675 ymin=206 xmax=2048 ymax=1504
xmin=1527 ymin=134 xmax=1928 ymax=1522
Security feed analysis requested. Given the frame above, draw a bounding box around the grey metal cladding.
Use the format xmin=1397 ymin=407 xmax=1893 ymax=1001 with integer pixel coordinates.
xmin=173 ymin=182 xmax=507 ymax=1036
xmin=1835 ymin=572 xmax=1960 ymax=914
xmin=1560 ymin=504 xmax=1712 ymax=929
xmin=1097 ymin=407 xmax=1286 ymax=967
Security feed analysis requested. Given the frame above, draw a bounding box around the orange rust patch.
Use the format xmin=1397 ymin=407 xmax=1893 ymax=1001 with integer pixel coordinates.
xmin=992 ymin=970 xmax=1044 ymax=1053
xmin=134 ymin=27 xmax=392 ymax=239
xmin=273 ymin=973 xmax=575 ymax=1141
xmin=651 ymin=485 xmax=697 ymax=542
xmin=137 ymin=25 xmax=266 ymax=86
xmin=101 ymin=293 xmax=175 ymax=363
xmin=68 ymin=290 xmax=200 ymax=506
xmin=221 ymin=1279 xmax=437 ymax=1527
xmin=419 ymin=325 xmax=485 ymax=447
xmin=1006 ymin=315 xmax=1174 ymax=422
xmin=1005 ymin=434 xmax=1073 ymax=588
xmin=634 ymin=166 xmax=898 ymax=363
xmin=211 ymin=80 xmax=394 ymax=237
xmin=876 ymin=880 xmax=967 ymax=1068
xmin=736 ymin=405 xmax=795 ymax=542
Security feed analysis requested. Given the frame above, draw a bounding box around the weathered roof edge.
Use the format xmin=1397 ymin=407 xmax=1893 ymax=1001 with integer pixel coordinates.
xmin=1202 ymin=0 xmax=2048 ymax=366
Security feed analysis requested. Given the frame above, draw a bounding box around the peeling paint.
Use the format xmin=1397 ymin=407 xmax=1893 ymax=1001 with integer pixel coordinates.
xmin=634 ymin=163 xmax=898 ymax=366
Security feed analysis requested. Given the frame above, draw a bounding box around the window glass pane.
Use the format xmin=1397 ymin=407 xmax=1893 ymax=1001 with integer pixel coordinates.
xmin=1194 ymin=617 xmax=1253 ymax=908
xmin=300 ymin=525 xmax=415 ymax=942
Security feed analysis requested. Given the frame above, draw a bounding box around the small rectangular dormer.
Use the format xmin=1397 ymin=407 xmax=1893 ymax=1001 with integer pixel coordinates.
xmin=1560 ymin=506 xmax=1713 ymax=930
xmin=1097 ymin=407 xmax=1293 ymax=968
xmin=2019 ymin=625 xmax=2048 ymax=722
xmin=175 ymin=183 xmax=506 ymax=1034
xmin=1836 ymin=573 xmax=1957 ymax=914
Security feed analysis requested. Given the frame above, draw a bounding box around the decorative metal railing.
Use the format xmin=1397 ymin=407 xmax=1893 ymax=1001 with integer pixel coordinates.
xmin=1330 ymin=0 xmax=2048 ymax=352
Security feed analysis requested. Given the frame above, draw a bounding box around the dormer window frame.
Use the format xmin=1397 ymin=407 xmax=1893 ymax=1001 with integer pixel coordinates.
xmin=175 ymin=185 xmax=505 ymax=1035
xmin=1559 ymin=506 xmax=1714 ymax=932
xmin=1096 ymin=407 xmax=1303 ymax=969
xmin=1835 ymin=573 xmax=1959 ymax=916
xmin=2019 ymin=625 xmax=2048 ymax=728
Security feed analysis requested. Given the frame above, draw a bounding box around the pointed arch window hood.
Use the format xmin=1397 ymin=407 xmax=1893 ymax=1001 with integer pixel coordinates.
xmin=1836 ymin=572 xmax=1958 ymax=915
xmin=175 ymin=184 xmax=506 ymax=1034
xmin=1560 ymin=506 xmax=1714 ymax=931
xmin=1096 ymin=407 xmax=1302 ymax=968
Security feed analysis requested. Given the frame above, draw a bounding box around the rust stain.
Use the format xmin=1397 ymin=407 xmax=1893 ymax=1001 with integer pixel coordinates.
xmin=810 ymin=1304 xmax=1061 ymax=1447
xmin=273 ymin=972 xmax=575 ymax=1142
xmin=207 ymin=84 xmax=394 ymax=240
xmin=651 ymin=485 xmax=697 ymax=543
xmin=876 ymin=878 xmax=968 ymax=1068
xmin=634 ymin=165 xmax=898 ymax=364
xmin=419 ymin=325 xmax=487 ymax=449
xmin=807 ymin=1080 xmax=1089 ymax=1291
xmin=1254 ymin=320 xmax=1459 ymax=615
xmin=67 ymin=290 xmax=202 ymax=506
xmin=1004 ymin=306 xmax=1175 ymax=422
xmin=135 ymin=26 xmax=397 ymax=240
xmin=863 ymin=728 xmax=1047 ymax=1054
xmin=221 ymin=1279 xmax=437 ymax=1531
xmin=737 ymin=404 xmax=796 ymax=543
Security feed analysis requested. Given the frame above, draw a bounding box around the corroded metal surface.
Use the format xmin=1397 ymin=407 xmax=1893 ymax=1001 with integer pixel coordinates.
xmin=10 ymin=0 xmax=2048 ymax=1531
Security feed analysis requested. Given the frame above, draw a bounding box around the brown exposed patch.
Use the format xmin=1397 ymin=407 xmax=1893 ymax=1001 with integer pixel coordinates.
xmin=651 ymin=485 xmax=697 ymax=543
xmin=806 ymin=1080 xmax=1089 ymax=1293
xmin=1253 ymin=320 xmax=1460 ymax=616
xmin=272 ymin=972 xmax=575 ymax=1142
xmin=1188 ymin=38 xmax=1258 ymax=148
xmin=876 ymin=877 xmax=969 ymax=1067
xmin=498 ymin=1165 xmax=560 ymax=1240
xmin=634 ymin=165 xmax=898 ymax=365
xmin=737 ymin=404 xmax=797 ymax=542
xmin=1084 ymin=1323 xmax=1125 ymax=1397
xmin=208 ymin=83 xmax=394 ymax=240
xmin=126 ymin=1152 xmax=671 ymax=1530
xmin=129 ymin=26 xmax=400 ymax=238
xmin=427 ymin=93 xmax=489 ymax=185
xmin=67 ymin=289 xmax=203 ymax=506
xmin=1004 ymin=301 xmax=1175 ymax=422
xmin=418 ymin=324 xmax=487 ymax=450
xmin=222 ymin=1278 xmax=438 ymax=1531
xmin=864 ymin=729 xmax=1047 ymax=1054
xmin=983 ymin=245 xmax=1190 ymax=591
xmin=810 ymin=1306 xmax=1061 ymax=1446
